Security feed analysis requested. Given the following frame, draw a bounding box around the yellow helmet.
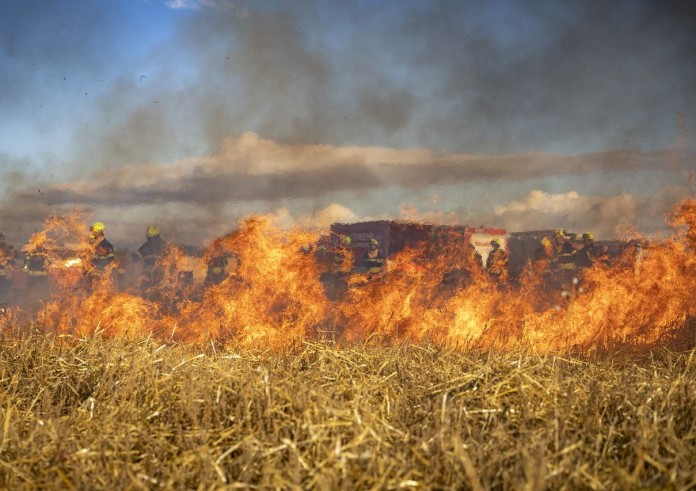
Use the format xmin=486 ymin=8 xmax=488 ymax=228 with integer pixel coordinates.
xmin=343 ymin=236 xmax=352 ymax=246
xmin=146 ymin=225 xmax=160 ymax=238
xmin=540 ymin=236 xmax=552 ymax=247
xmin=554 ymin=229 xmax=565 ymax=238
xmin=91 ymin=222 xmax=105 ymax=233
xmin=491 ymin=238 xmax=501 ymax=246
xmin=582 ymin=232 xmax=594 ymax=241
xmin=370 ymin=238 xmax=379 ymax=246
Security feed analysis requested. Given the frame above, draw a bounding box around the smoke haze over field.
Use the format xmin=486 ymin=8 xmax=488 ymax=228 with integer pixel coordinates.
xmin=1 ymin=0 xmax=695 ymax=247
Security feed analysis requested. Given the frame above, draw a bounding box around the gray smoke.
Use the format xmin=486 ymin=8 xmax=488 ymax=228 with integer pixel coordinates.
xmin=1 ymin=0 xmax=695 ymax=247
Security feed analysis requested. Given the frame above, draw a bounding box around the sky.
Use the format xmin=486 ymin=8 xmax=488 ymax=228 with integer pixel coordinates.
xmin=1 ymin=0 xmax=695 ymax=249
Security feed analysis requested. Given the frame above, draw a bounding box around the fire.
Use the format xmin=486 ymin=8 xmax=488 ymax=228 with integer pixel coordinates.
xmin=174 ymin=216 xmax=329 ymax=348
xmin=5 ymin=199 xmax=696 ymax=353
xmin=64 ymin=258 xmax=83 ymax=268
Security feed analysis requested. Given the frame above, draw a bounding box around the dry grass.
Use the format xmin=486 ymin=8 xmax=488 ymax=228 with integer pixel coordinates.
xmin=0 ymin=332 xmax=695 ymax=490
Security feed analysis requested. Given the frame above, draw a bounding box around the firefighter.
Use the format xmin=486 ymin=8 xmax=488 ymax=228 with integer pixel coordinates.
xmin=331 ymin=235 xmax=353 ymax=274
xmin=20 ymin=236 xmax=51 ymax=309
xmin=205 ymin=239 xmax=239 ymax=286
xmin=363 ymin=238 xmax=385 ymax=273
xmin=534 ymin=236 xmax=554 ymax=261
xmin=575 ymin=232 xmax=595 ymax=269
xmin=551 ymin=229 xmax=577 ymax=271
xmin=22 ymin=243 xmax=49 ymax=279
xmin=320 ymin=235 xmax=353 ymax=300
xmin=136 ymin=225 xmax=167 ymax=290
xmin=486 ymin=238 xmax=508 ymax=283
xmin=548 ymin=229 xmax=580 ymax=303
xmin=89 ymin=222 xmax=115 ymax=272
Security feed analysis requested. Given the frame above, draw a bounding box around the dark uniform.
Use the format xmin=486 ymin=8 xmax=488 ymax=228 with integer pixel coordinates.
xmin=534 ymin=236 xmax=554 ymax=261
xmin=331 ymin=237 xmax=353 ymax=274
xmin=205 ymin=245 xmax=239 ymax=286
xmin=137 ymin=234 xmax=166 ymax=290
xmin=552 ymin=235 xmax=577 ymax=272
xmin=91 ymin=235 xmax=115 ymax=271
xmin=486 ymin=240 xmax=508 ymax=283
xmin=84 ymin=222 xmax=116 ymax=292
xmin=363 ymin=240 xmax=385 ymax=273
xmin=21 ymin=241 xmax=51 ymax=306
xmin=548 ymin=231 xmax=579 ymax=302
xmin=575 ymin=233 xmax=595 ymax=269
xmin=23 ymin=245 xmax=49 ymax=279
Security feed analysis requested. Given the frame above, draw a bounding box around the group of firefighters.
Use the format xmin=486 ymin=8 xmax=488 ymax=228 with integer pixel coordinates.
xmin=480 ymin=229 xmax=596 ymax=284
xmin=487 ymin=229 xmax=596 ymax=285
xmin=326 ymin=228 xmax=597 ymax=289
xmin=0 ymin=222 xmax=239 ymax=303
xmin=0 ymin=221 xmax=600 ymax=307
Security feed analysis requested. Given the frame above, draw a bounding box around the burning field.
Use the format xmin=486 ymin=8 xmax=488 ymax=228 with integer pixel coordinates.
xmin=2 ymin=199 xmax=696 ymax=353
xmin=1 ymin=199 xmax=696 ymax=488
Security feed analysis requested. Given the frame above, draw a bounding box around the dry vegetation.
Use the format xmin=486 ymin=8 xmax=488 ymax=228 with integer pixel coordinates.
xmin=0 ymin=331 xmax=695 ymax=490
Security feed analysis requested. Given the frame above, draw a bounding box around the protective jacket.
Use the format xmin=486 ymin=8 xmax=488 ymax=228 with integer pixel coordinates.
xmin=206 ymin=252 xmax=229 ymax=285
xmin=363 ymin=247 xmax=385 ymax=271
xmin=91 ymin=235 xmax=115 ymax=271
xmin=486 ymin=247 xmax=508 ymax=278
xmin=332 ymin=245 xmax=353 ymax=274
xmin=575 ymin=243 xmax=595 ymax=269
xmin=138 ymin=236 xmax=166 ymax=274
xmin=23 ymin=247 xmax=49 ymax=276
xmin=554 ymin=240 xmax=577 ymax=270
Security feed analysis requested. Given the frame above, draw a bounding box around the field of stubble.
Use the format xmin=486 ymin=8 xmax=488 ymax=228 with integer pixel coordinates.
xmin=1 ymin=331 xmax=695 ymax=490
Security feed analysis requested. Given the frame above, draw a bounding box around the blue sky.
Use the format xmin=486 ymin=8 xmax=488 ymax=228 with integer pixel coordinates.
xmin=1 ymin=0 xmax=695 ymax=247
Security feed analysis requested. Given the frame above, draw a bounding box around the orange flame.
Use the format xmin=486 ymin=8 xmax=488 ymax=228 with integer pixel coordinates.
xmin=8 ymin=199 xmax=696 ymax=353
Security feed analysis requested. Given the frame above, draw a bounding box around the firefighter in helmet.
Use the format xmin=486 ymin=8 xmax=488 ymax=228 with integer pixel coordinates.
xmin=534 ymin=236 xmax=554 ymax=261
xmin=22 ymin=239 xmax=49 ymax=280
xmin=551 ymin=229 xmax=577 ymax=271
xmin=136 ymin=225 xmax=167 ymax=290
xmin=331 ymin=235 xmax=353 ymax=274
xmin=20 ymin=233 xmax=52 ymax=307
xmin=363 ymin=238 xmax=385 ymax=273
xmin=486 ymin=238 xmax=508 ymax=283
xmin=89 ymin=222 xmax=115 ymax=272
xmin=575 ymin=232 xmax=595 ymax=269
xmin=205 ymin=239 xmax=240 ymax=286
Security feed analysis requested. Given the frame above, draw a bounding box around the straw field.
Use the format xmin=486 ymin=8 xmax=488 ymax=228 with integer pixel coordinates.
xmin=1 ymin=332 xmax=695 ymax=490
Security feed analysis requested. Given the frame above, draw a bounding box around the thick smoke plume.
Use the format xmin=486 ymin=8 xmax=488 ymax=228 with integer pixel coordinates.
xmin=1 ymin=0 xmax=694 ymax=247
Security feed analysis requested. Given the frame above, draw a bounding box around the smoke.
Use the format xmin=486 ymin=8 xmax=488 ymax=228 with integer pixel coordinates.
xmin=300 ymin=204 xmax=359 ymax=228
xmin=490 ymin=190 xmax=674 ymax=239
xmin=8 ymin=0 xmax=689 ymax=175
xmin=1 ymin=133 xmax=694 ymax=247
xmin=403 ymin=0 xmax=696 ymax=152
xmin=13 ymin=133 xmax=696 ymax=208
xmin=1 ymin=0 xmax=695 ymax=247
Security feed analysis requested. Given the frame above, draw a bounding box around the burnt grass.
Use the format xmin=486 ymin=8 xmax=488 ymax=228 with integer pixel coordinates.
xmin=0 ymin=333 xmax=695 ymax=490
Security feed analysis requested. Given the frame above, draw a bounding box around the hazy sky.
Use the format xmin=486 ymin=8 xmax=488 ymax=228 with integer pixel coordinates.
xmin=1 ymin=0 xmax=694 ymax=248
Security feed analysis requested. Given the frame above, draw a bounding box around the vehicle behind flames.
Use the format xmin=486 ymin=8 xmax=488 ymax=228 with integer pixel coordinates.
xmin=321 ymin=220 xmax=508 ymax=298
